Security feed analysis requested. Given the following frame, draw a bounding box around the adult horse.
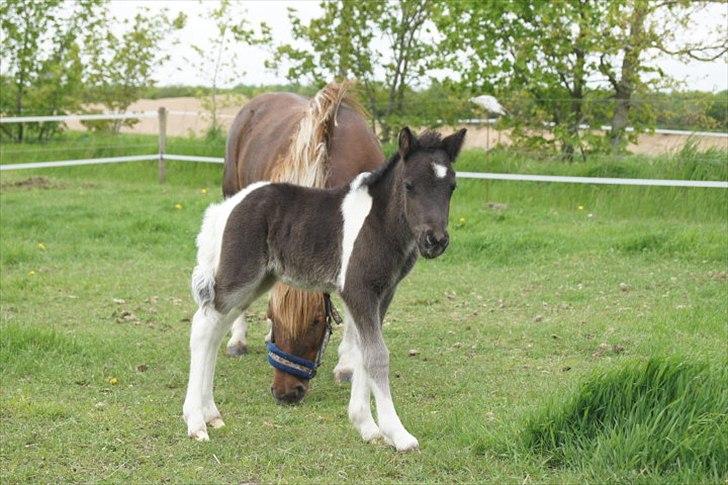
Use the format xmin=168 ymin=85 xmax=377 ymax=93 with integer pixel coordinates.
xmin=221 ymin=82 xmax=384 ymax=403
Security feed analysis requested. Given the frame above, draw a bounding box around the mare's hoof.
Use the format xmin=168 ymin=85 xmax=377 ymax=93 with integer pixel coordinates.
xmin=226 ymin=342 xmax=248 ymax=357
xmin=333 ymin=366 xmax=353 ymax=384
xmin=189 ymin=429 xmax=209 ymax=442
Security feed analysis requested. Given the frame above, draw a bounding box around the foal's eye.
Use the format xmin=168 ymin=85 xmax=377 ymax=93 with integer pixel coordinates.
xmin=405 ymin=181 xmax=415 ymax=192
xmin=450 ymin=183 xmax=457 ymax=193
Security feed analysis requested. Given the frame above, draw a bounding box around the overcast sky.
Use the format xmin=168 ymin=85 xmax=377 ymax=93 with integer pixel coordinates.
xmin=108 ymin=0 xmax=728 ymax=92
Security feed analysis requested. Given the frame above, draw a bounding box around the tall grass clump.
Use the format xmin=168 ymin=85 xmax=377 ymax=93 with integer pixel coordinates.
xmin=521 ymin=357 xmax=728 ymax=481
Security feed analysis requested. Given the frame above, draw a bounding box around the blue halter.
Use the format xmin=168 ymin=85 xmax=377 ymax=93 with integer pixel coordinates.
xmin=265 ymin=294 xmax=339 ymax=380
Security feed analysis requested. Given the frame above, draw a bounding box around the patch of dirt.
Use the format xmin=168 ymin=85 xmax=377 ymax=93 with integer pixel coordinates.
xmin=1 ymin=176 xmax=63 ymax=190
xmin=592 ymin=342 xmax=626 ymax=358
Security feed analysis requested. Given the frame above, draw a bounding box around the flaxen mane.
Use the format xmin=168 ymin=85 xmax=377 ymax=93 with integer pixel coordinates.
xmin=269 ymin=81 xmax=364 ymax=339
xmin=269 ymin=81 xmax=366 ymax=186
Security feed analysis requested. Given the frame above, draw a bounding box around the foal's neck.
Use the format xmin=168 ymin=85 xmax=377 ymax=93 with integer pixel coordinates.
xmin=367 ymin=159 xmax=412 ymax=246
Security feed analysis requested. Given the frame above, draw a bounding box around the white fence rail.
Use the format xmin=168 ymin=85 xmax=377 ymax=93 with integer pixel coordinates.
xmin=1 ymin=110 xmax=726 ymax=188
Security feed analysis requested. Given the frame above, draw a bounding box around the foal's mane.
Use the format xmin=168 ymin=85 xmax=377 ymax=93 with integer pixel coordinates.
xmin=362 ymin=130 xmax=444 ymax=187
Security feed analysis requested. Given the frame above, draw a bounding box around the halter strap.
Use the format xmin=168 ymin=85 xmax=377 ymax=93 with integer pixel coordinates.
xmin=266 ymin=293 xmax=338 ymax=380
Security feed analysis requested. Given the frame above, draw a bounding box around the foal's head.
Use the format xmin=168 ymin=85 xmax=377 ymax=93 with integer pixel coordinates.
xmin=397 ymin=127 xmax=467 ymax=259
xmin=267 ymin=285 xmax=327 ymax=404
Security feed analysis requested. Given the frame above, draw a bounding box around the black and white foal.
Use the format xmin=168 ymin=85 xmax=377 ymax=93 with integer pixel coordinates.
xmin=183 ymin=127 xmax=466 ymax=451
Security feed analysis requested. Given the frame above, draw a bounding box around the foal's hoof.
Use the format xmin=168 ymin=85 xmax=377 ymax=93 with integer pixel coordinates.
xmin=384 ymin=431 xmax=420 ymax=452
xmin=333 ymin=366 xmax=353 ymax=384
xmin=208 ymin=417 xmax=225 ymax=429
xmin=226 ymin=342 xmax=248 ymax=357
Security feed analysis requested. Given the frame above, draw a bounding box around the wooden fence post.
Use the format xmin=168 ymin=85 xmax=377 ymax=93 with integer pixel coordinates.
xmin=158 ymin=107 xmax=167 ymax=184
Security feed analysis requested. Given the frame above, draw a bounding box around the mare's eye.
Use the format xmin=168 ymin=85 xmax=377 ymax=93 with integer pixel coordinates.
xmin=405 ymin=181 xmax=415 ymax=192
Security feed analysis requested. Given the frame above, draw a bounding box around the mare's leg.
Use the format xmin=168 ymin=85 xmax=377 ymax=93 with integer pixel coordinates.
xmin=333 ymin=317 xmax=356 ymax=383
xmin=183 ymin=306 xmax=239 ymax=441
xmin=343 ymin=292 xmax=418 ymax=452
xmin=225 ymin=314 xmax=248 ymax=356
xmin=338 ymin=306 xmax=380 ymax=441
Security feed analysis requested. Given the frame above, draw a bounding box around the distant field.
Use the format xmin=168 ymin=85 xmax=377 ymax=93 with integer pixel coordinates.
xmin=1 ymin=142 xmax=727 ymax=482
xmin=56 ymin=95 xmax=728 ymax=154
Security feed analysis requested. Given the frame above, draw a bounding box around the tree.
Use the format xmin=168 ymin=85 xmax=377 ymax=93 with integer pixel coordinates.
xmin=271 ymin=0 xmax=442 ymax=142
xmin=0 ymin=0 xmax=104 ymax=141
xmin=598 ymin=1 xmax=728 ymax=152
xmin=183 ymin=0 xmax=269 ymax=139
xmin=439 ymin=0 xmax=728 ymax=158
xmin=83 ymin=8 xmax=185 ymax=133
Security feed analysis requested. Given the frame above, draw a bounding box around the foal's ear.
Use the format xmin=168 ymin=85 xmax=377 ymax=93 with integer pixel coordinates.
xmin=398 ymin=127 xmax=418 ymax=160
xmin=441 ymin=128 xmax=467 ymax=161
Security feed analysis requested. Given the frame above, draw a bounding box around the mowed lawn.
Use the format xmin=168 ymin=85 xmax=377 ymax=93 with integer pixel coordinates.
xmin=1 ymin=149 xmax=727 ymax=483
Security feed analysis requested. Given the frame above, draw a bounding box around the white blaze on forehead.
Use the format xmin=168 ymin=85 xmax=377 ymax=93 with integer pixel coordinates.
xmin=432 ymin=163 xmax=448 ymax=178
xmin=338 ymin=172 xmax=373 ymax=290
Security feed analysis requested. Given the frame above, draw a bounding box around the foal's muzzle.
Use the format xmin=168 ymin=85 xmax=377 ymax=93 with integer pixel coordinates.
xmin=419 ymin=230 xmax=449 ymax=259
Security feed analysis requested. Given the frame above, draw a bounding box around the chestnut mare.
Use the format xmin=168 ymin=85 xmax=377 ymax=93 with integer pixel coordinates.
xmin=221 ymin=83 xmax=384 ymax=403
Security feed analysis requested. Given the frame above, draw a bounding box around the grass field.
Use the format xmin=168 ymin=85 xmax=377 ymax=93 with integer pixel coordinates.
xmin=1 ymin=135 xmax=727 ymax=483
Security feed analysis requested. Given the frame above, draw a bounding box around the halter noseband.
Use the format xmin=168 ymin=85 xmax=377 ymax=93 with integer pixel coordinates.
xmin=266 ymin=294 xmax=341 ymax=380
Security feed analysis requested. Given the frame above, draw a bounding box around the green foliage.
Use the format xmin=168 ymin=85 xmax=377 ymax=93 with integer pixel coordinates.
xmin=82 ymin=8 xmax=185 ymax=132
xmin=0 ymin=0 xmax=104 ymax=141
xmin=439 ymin=0 xmax=727 ymax=158
xmin=521 ymin=357 xmax=728 ymax=481
xmin=183 ymin=0 xmax=270 ymax=140
xmin=272 ymin=0 xmax=446 ymax=142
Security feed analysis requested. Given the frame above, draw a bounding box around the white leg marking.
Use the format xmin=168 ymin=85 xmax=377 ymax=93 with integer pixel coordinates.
xmin=370 ymin=375 xmax=419 ymax=451
xmin=341 ymin=306 xmax=380 ymax=442
xmin=432 ymin=162 xmax=447 ymax=179
xmin=225 ymin=314 xmax=248 ymax=356
xmin=338 ymin=173 xmax=372 ymax=290
xmin=183 ymin=306 xmax=237 ymax=441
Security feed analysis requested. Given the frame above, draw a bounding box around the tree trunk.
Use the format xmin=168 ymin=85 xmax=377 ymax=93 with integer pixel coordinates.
xmin=609 ymin=3 xmax=647 ymax=153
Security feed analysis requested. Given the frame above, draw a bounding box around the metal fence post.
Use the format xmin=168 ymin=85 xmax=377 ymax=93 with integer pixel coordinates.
xmin=158 ymin=107 xmax=167 ymax=184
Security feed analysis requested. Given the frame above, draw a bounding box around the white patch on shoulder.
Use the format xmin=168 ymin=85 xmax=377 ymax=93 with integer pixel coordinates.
xmin=338 ymin=173 xmax=373 ymax=290
xmin=192 ymin=181 xmax=271 ymax=305
xmin=432 ymin=163 xmax=447 ymax=179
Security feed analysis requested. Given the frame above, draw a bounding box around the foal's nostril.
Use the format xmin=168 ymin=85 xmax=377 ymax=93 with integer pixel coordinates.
xmin=425 ymin=232 xmax=437 ymax=247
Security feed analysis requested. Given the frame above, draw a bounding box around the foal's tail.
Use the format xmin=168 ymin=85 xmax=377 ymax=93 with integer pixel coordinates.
xmin=270 ymin=81 xmax=365 ymax=188
xmin=191 ymin=202 xmax=222 ymax=307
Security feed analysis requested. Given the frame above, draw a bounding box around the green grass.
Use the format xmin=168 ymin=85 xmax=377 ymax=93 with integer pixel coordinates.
xmin=1 ymin=137 xmax=727 ymax=482
xmin=520 ymin=357 xmax=728 ymax=482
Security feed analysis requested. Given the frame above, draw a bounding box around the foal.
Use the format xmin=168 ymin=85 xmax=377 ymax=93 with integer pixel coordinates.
xmin=183 ymin=127 xmax=466 ymax=451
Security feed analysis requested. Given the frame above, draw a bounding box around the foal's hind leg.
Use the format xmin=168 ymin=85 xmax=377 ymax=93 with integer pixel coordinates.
xmin=225 ymin=314 xmax=248 ymax=356
xmin=183 ymin=306 xmax=239 ymax=441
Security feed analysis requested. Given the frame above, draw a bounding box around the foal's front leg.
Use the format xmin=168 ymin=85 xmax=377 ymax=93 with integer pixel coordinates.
xmin=343 ymin=296 xmax=419 ymax=452
xmin=339 ymin=308 xmax=380 ymax=441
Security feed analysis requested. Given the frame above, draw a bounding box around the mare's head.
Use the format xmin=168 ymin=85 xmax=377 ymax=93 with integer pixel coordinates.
xmin=267 ymin=284 xmax=328 ymax=404
xmin=398 ymin=127 xmax=467 ymax=259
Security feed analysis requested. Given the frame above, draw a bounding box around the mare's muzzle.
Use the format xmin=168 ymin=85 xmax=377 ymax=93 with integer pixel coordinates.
xmin=266 ymin=294 xmax=340 ymax=403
